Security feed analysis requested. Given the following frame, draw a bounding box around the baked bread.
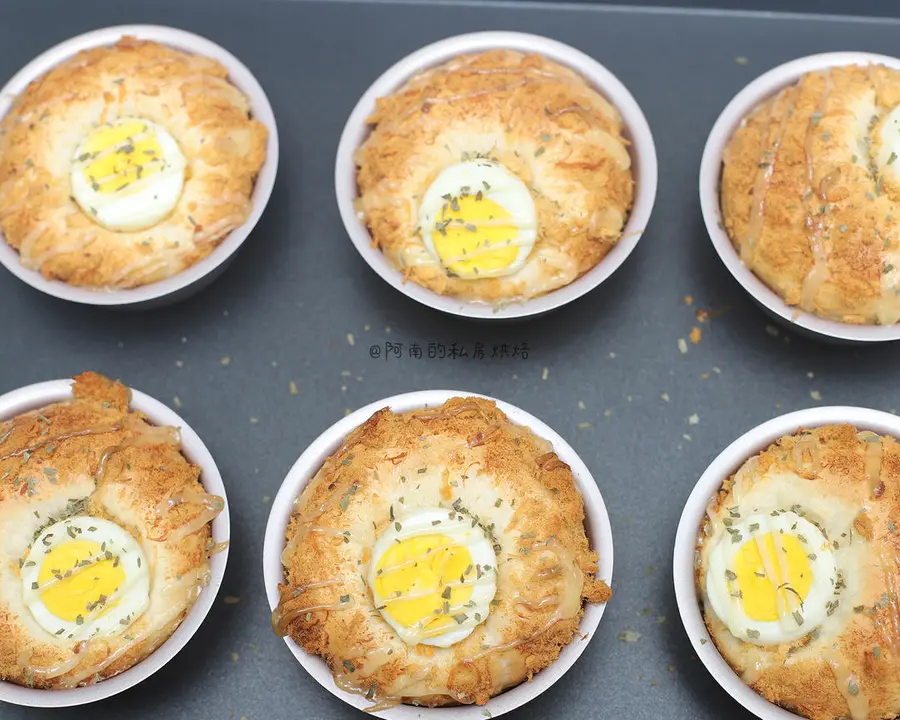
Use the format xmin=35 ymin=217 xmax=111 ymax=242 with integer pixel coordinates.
xmin=0 ymin=37 xmax=267 ymax=288
xmin=356 ymin=50 xmax=634 ymax=303
xmin=695 ymin=424 xmax=900 ymax=719
xmin=721 ymin=64 xmax=900 ymax=324
xmin=0 ymin=372 xmax=224 ymax=688
xmin=275 ymin=398 xmax=610 ymax=709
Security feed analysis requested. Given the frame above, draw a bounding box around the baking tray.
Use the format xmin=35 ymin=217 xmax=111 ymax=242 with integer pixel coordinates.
xmin=1 ymin=1 xmax=900 ymax=718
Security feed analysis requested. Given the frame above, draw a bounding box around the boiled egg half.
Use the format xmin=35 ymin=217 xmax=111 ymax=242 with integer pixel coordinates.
xmin=21 ymin=516 xmax=150 ymax=640
xmin=418 ymin=161 xmax=536 ymax=279
xmin=705 ymin=510 xmax=838 ymax=645
xmin=70 ymin=117 xmax=186 ymax=232
xmin=368 ymin=506 xmax=497 ymax=647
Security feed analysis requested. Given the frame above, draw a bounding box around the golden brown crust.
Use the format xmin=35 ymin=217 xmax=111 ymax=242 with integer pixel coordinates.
xmin=696 ymin=424 xmax=900 ymax=720
xmin=0 ymin=372 xmax=220 ymax=688
xmin=0 ymin=37 xmax=267 ymax=288
xmin=356 ymin=50 xmax=634 ymax=302
xmin=721 ymin=64 xmax=900 ymax=325
xmin=277 ymin=398 xmax=609 ymax=707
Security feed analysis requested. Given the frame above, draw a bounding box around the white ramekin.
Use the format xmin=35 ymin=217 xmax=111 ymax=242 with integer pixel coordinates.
xmin=700 ymin=52 xmax=900 ymax=343
xmin=0 ymin=378 xmax=230 ymax=708
xmin=673 ymin=405 xmax=900 ymax=719
xmin=263 ymin=390 xmax=614 ymax=719
xmin=335 ymin=31 xmax=657 ymax=320
xmin=0 ymin=25 xmax=279 ymax=308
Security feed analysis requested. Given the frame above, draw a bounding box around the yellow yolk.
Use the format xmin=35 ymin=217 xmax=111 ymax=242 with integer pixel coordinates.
xmin=78 ymin=120 xmax=165 ymax=194
xmin=731 ymin=533 xmax=813 ymax=622
xmin=36 ymin=540 xmax=125 ymax=622
xmin=373 ymin=534 xmax=474 ymax=636
xmin=432 ymin=195 xmax=520 ymax=276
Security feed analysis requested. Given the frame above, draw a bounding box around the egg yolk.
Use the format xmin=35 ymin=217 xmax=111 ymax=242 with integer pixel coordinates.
xmin=78 ymin=120 xmax=167 ymax=194
xmin=36 ymin=540 xmax=124 ymax=622
xmin=432 ymin=194 xmax=520 ymax=276
xmin=374 ymin=534 xmax=474 ymax=637
xmin=731 ymin=532 xmax=812 ymax=622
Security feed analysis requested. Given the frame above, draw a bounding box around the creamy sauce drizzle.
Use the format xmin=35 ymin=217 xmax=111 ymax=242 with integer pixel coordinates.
xmin=741 ymin=88 xmax=796 ymax=266
xmin=800 ymin=73 xmax=835 ymax=312
xmin=822 ymin=646 xmax=870 ymax=720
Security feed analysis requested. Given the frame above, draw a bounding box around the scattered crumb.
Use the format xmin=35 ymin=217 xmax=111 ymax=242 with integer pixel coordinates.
xmin=578 ymin=401 xmax=586 ymax=410
xmin=668 ymin=664 xmax=676 ymax=673
xmin=604 ymin=409 xmax=613 ymax=418
xmin=608 ymin=352 xmax=616 ymax=359
xmin=696 ymin=308 xmax=710 ymax=323
xmin=677 ymin=338 xmax=688 ymax=354
xmin=541 ymin=367 xmax=549 ymax=381
xmin=289 ymin=381 xmax=298 ymax=395
xmin=271 ymin=361 xmax=278 ymax=367
xmin=657 ymin=615 xmax=666 ymax=624
xmin=735 ymin=56 xmax=749 ymax=65
xmin=807 ymin=371 xmax=815 ymax=379
xmin=223 ymin=596 xmax=241 ymax=605
xmin=220 ymin=356 xmax=231 ymax=366
xmin=231 ymin=651 xmax=239 ymax=663
xmin=341 ymin=370 xmax=351 ymax=376
xmin=765 ymin=325 xmax=779 ymax=337
xmin=661 ymin=393 xmax=670 ymax=402
xmin=626 ymin=395 xmax=633 ymax=403
xmin=181 ymin=336 xmax=187 ymax=343
xmin=618 ymin=630 xmax=642 ymax=643
xmin=690 ymin=327 xmax=702 ymax=344
xmin=700 ymin=638 xmax=708 ymax=645
xmin=341 ymin=385 xmax=348 ymax=393
xmin=344 ymin=408 xmax=352 ymax=416
xmin=385 ymin=326 xmax=392 ymax=334
xmin=482 ymin=710 xmax=492 ymax=718
xmin=637 ymin=607 xmax=651 ymax=617
xmin=700 ymin=372 xmax=710 ymax=380
xmin=810 ymin=390 xmax=822 ymax=401
xmin=173 ymin=396 xmax=182 ymax=410
xmin=577 ymin=422 xmax=593 ymax=430
xmin=262 ymin=495 xmax=271 ymax=503
xmin=684 ymin=295 xmax=693 ymax=305
xmin=712 ymin=366 xmax=721 ymax=374
xmin=511 ymin=373 xmax=519 ymax=380
xmin=223 ymin=309 xmax=229 ymax=317
xmin=688 ymin=413 xmax=699 ymax=425
xmin=175 ymin=360 xmax=184 ymax=368
xmin=346 ymin=333 xmax=355 ymax=346
xmin=683 ymin=433 xmax=693 ymax=441
xmin=646 ymin=565 xmax=656 ymax=575
xmin=363 ymin=324 xmax=370 ymax=332
xmin=250 ymin=417 xmax=259 ymax=424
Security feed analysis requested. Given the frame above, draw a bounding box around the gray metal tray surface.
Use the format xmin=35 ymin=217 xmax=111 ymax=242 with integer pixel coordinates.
xmin=2 ymin=1 xmax=900 ymax=718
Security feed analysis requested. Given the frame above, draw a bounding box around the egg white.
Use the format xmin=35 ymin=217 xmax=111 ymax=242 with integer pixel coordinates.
xmin=368 ymin=506 xmax=497 ymax=648
xmin=21 ymin=517 xmax=149 ymax=641
xmin=706 ymin=511 xmax=838 ymax=645
xmin=418 ymin=161 xmax=536 ymax=279
xmin=70 ymin=117 xmax=186 ymax=233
